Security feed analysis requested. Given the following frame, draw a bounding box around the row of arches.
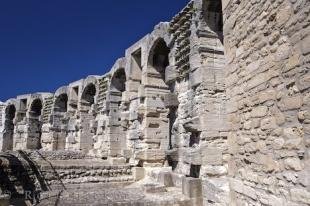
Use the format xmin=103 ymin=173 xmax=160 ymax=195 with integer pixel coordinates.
xmin=1 ymin=80 xmax=99 ymax=152
xmin=1 ymin=37 xmax=176 ymax=155
xmin=2 ymin=98 xmax=43 ymax=151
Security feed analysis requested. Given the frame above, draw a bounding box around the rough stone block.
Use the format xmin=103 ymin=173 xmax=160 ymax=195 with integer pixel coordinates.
xmin=284 ymin=157 xmax=304 ymax=171
xmin=165 ymin=65 xmax=177 ymax=83
xmin=158 ymin=171 xmax=174 ymax=187
xmin=278 ymin=95 xmax=303 ymax=111
xmin=301 ymin=35 xmax=310 ymax=55
xmin=251 ymin=106 xmax=268 ymax=118
xmin=132 ymin=167 xmax=145 ymax=181
xmin=109 ymin=157 xmax=126 ymax=165
xmin=202 ymin=178 xmax=230 ymax=205
xmin=201 ymin=147 xmax=223 ymax=166
xmin=135 ymin=149 xmax=165 ymax=161
xmin=182 ymin=177 xmax=202 ymax=198
xmin=290 ymin=188 xmax=310 ymax=204
xmin=261 ymin=117 xmax=278 ymax=131
xmin=183 ymin=148 xmax=202 ymax=165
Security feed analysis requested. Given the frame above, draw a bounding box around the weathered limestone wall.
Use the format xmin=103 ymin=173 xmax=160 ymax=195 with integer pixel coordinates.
xmin=0 ymin=0 xmax=309 ymax=205
xmin=13 ymin=93 xmax=53 ymax=150
xmin=223 ymin=0 xmax=310 ymax=205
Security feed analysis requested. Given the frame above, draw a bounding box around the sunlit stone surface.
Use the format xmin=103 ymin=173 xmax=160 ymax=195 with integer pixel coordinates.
xmin=0 ymin=0 xmax=309 ymax=205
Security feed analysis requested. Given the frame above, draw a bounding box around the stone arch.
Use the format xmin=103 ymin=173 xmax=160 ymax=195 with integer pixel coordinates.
xmin=54 ymin=87 xmax=69 ymax=113
xmin=28 ymin=98 xmax=43 ymax=149
xmin=110 ymin=68 xmax=126 ymax=93
xmin=29 ymin=98 xmax=43 ymax=118
xmin=3 ymin=104 xmax=16 ymax=151
xmin=148 ymin=38 xmax=171 ymax=85
xmin=54 ymin=93 xmax=68 ymax=113
xmin=81 ymin=83 xmax=97 ymax=108
xmin=49 ymin=88 xmax=69 ymax=150
xmin=202 ymin=0 xmax=223 ymax=43
xmin=107 ymin=67 xmax=128 ymax=157
xmin=79 ymin=79 xmax=98 ymax=152
xmin=81 ymin=76 xmax=99 ymax=109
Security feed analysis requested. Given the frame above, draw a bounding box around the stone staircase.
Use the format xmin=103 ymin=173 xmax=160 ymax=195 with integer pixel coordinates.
xmin=0 ymin=151 xmax=136 ymax=206
xmin=0 ymin=151 xmax=202 ymax=206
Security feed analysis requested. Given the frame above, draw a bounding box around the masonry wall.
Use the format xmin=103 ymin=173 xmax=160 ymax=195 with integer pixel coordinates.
xmin=223 ymin=0 xmax=310 ymax=205
xmin=0 ymin=0 xmax=309 ymax=205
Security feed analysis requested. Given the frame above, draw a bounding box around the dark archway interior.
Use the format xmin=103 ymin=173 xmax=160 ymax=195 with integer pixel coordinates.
xmin=6 ymin=105 xmax=16 ymax=121
xmin=81 ymin=84 xmax=96 ymax=105
xmin=54 ymin=94 xmax=68 ymax=113
xmin=111 ymin=69 xmax=126 ymax=92
xmin=5 ymin=105 xmax=16 ymax=150
xmin=28 ymin=99 xmax=43 ymax=149
xmin=30 ymin=99 xmax=42 ymax=118
xmin=151 ymin=39 xmax=170 ymax=81
xmin=203 ymin=0 xmax=223 ymax=43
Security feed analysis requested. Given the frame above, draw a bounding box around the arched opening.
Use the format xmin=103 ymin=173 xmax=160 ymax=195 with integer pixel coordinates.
xmin=149 ymin=39 xmax=177 ymax=140
xmin=108 ymin=68 xmax=127 ymax=157
xmin=80 ymin=83 xmax=97 ymax=152
xmin=3 ymin=105 xmax=16 ymax=151
xmin=203 ymin=0 xmax=223 ymax=43
xmin=145 ymin=38 xmax=180 ymax=167
xmin=53 ymin=94 xmax=68 ymax=150
xmin=149 ymin=38 xmax=171 ymax=88
xmin=111 ymin=68 xmax=126 ymax=93
xmin=54 ymin=94 xmax=68 ymax=113
xmin=29 ymin=99 xmax=43 ymax=149
xmin=81 ymin=83 xmax=97 ymax=111
xmin=30 ymin=99 xmax=42 ymax=118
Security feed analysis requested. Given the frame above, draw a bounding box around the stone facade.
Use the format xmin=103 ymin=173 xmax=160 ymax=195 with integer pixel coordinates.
xmin=223 ymin=0 xmax=310 ymax=205
xmin=0 ymin=0 xmax=309 ymax=205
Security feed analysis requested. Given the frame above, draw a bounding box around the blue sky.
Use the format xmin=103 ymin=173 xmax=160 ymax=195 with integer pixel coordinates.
xmin=0 ymin=0 xmax=189 ymax=101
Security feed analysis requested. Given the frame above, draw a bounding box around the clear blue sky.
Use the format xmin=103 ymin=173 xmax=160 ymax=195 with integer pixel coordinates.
xmin=0 ymin=0 xmax=189 ymax=101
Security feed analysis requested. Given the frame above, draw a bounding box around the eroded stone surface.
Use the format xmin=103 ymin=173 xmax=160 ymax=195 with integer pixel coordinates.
xmin=0 ymin=0 xmax=309 ymax=205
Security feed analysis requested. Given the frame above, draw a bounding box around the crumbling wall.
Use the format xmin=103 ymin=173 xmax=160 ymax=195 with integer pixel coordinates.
xmin=41 ymin=87 xmax=68 ymax=151
xmin=92 ymin=75 xmax=110 ymax=158
xmin=78 ymin=76 xmax=99 ymax=153
xmin=223 ymin=0 xmax=310 ymax=205
xmin=65 ymin=81 xmax=83 ymax=151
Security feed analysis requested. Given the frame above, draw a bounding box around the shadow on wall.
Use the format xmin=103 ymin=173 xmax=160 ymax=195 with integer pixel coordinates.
xmin=0 ymin=151 xmax=50 ymax=205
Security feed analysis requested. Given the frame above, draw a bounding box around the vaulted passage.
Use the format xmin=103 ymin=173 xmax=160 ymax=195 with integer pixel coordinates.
xmin=28 ymin=99 xmax=43 ymax=149
xmin=108 ymin=68 xmax=127 ymax=157
xmin=53 ymin=94 xmax=68 ymax=150
xmin=54 ymin=94 xmax=68 ymax=113
xmin=111 ymin=69 xmax=126 ymax=93
xmin=81 ymin=84 xmax=96 ymax=110
xmin=203 ymin=0 xmax=223 ymax=43
xmin=148 ymin=38 xmax=170 ymax=89
xmin=80 ymin=83 xmax=97 ymax=152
